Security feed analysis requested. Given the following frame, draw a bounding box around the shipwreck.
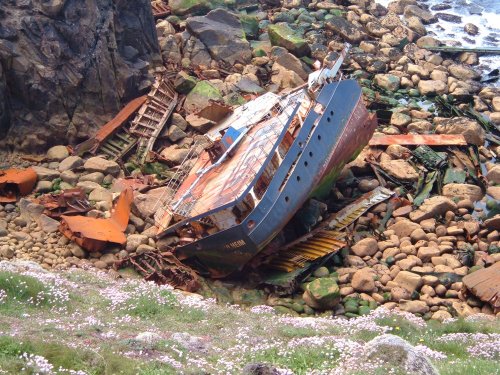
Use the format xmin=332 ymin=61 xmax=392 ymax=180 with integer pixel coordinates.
xmin=150 ymin=46 xmax=378 ymax=277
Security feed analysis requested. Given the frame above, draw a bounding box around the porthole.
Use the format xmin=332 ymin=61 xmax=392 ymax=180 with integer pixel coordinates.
xmin=304 ymin=161 xmax=308 ymax=167
xmin=309 ymin=151 xmax=313 ymax=157
xmin=285 ymin=196 xmax=289 ymax=202
xmin=297 ymin=176 xmax=301 ymax=182
xmin=327 ymin=117 xmax=331 ymax=122
xmin=330 ymin=110 xmax=334 ymax=115
xmin=318 ymin=135 xmax=321 ymax=141
xmin=247 ymin=220 xmax=255 ymax=229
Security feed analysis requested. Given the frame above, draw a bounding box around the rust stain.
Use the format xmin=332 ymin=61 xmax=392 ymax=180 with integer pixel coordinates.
xmin=462 ymin=262 xmax=500 ymax=313
xmin=59 ymin=188 xmax=133 ymax=252
xmin=369 ymin=134 xmax=467 ymax=146
xmin=0 ymin=168 xmax=37 ymax=203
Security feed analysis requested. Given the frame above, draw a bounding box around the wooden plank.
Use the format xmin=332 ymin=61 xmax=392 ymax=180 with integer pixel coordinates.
xmin=463 ymin=262 xmax=500 ymax=313
xmin=369 ymin=134 xmax=467 ymax=146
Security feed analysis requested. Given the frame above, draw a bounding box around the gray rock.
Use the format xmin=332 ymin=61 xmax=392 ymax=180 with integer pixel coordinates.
xmin=84 ymin=157 xmax=120 ymax=177
xmin=0 ymin=245 xmax=14 ymax=259
xmin=409 ymin=196 xmax=457 ymax=222
xmin=135 ymin=332 xmax=162 ymax=345
xmin=58 ymin=156 xmax=84 ymax=172
xmin=32 ymin=166 xmax=60 ymax=181
xmin=39 ymin=214 xmax=60 ymax=233
xmin=76 ymin=181 xmax=102 ymax=193
xmin=173 ymin=71 xmax=197 ymax=95
xmin=363 ymin=334 xmax=438 ymax=375
xmin=268 ymin=24 xmax=310 ymax=57
xmin=403 ymin=5 xmax=437 ymax=24
xmin=170 ymin=113 xmax=188 ymax=131
xmin=325 ymin=16 xmax=365 ymax=43
xmin=1 ymin=0 xmax=160 ymax=151
xmin=88 ymin=188 xmax=113 ymax=203
xmin=434 ymin=117 xmax=485 ymax=146
xmin=186 ymin=9 xmax=252 ymax=66
xmin=274 ymin=52 xmax=310 ymax=81
xmin=46 ymin=145 xmax=69 ymax=161
xmin=374 ymin=74 xmax=401 ymax=91
xmin=159 ymin=146 xmax=191 ymax=165
xmin=35 ymin=181 xmax=53 ymax=193
xmin=242 ymin=363 xmax=281 ymax=375
xmin=60 ymin=170 xmax=79 ymax=185
xmin=126 ymin=234 xmax=148 ymax=252
xmin=79 ymin=172 xmax=105 ymax=184
xmin=69 ymin=243 xmax=87 ymax=258
xmin=167 ymin=125 xmax=187 ymax=142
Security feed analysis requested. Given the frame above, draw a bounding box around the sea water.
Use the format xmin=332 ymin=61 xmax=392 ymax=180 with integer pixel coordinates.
xmin=376 ymin=0 xmax=500 ymax=85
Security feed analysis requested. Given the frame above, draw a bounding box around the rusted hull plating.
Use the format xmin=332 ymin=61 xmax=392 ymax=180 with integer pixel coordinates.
xmin=369 ymin=134 xmax=467 ymax=146
xmin=0 ymin=168 xmax=37 ymax=203
xmin=173 ymin=80 xmax=378 ymax=277
xmin=59 ymin=189 xmax=133 ymax=252
xmin=462 ymin=262 xmax=500 ymax=313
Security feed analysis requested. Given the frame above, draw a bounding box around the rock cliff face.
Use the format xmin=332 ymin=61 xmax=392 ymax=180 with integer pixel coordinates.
xmin=0 ymin=0 xmax=161 ymax=150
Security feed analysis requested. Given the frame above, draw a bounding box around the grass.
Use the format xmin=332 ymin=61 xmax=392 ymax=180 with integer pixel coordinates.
xmin=0 ymin=266 xmax=499 ymax=374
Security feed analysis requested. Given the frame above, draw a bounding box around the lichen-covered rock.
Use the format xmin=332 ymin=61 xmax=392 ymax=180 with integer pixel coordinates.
xmin=0 ymin=0 xmax=160 ymax=150
xmin=325 ymin=16 xmax=365 ymax=43
xmin=184 ymin=81 xmax=223 ymax=113
xmin=302 ymin=277 xmax=341 ymax=310
xmin=374 ymin=74 xmax=401 ymax=91
xmin=169 ymin=0 xmax=224 ymax=16
xmin=268 ymin=24 xmax=310 ymax=57
xmin=186 ymin=9 xmax=252 ymax=66
xmin=434 ymin=117 xmax=485 ymax=146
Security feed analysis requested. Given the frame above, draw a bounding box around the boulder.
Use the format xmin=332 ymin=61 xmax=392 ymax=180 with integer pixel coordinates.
xmin=352 ymin=238 xmax=378 ymax=257
xmin=388 ymin=220 xmax=421 ymax=238
xmin=393 ymin=271 xmax=422 ymax=293
xmin=302 ymin=278 xmax=341 ymax=310
xmin=174 ymin=71 xmax=197 ymax=95
xmin=274 ymin=52 xmax=310 ymax=81
xmin=58 ymin=156 xmax=84 ymax=172
xmin=268 ymin=24 xmax=310 ymax=57
xmin=133 ymin=187 xmax=173 ymax=218
xmin=79 ymin=172 xmax=105 ymax=184
xmin=351 ymin=268 xmax=376 ymax=293
xmin=434 ymin=117 xmax=485 ymax=146
xmin=38 ymin=214 xmax=60 ymax=233
xmin=271 ymin=63 xmax=305 ymax=90
xmin=169 ymin=0 xmax=219 ymax=16
xmin=409 ymin=196 xmax=457 ymax=222
xmin=379 ymin=160 xmax=419 ymax=181
xmin=403 ymin=5 xmax=437 ymax=24
xmin=487 ymin=186 xmax=500 ymax=200
xmin=184 ymin=81 xmax=223 ymax=113
xmin=448 ymin=64 xmax=480 ymax=81
xmin=418 ymin=80 xmax=448 ymax=96
xmin=442 ymin=183 xmax=484 ymax=202
xmin=486 ymin=165 xmax=500 ymax=185
xmin=32 ymin=166 xmax=60 ymax=180
xmin=363 ymin=334 xmax=438 ymax=375
xmin=374 ymin=74 xmax=400 ymax=91
xmin=186 ymin=9 xmax=252 ymax=66
xmin=399 ymin=300 xmax=430 ymax=314
xmin=126 ymin=234 xmax=148 ymax=252
xmin=325 ymin=16 xmax=365 ymax=43
xmin=84 ymin=157 xmax=120 ymax=177
xmin=46 ymin=145 xmax=69 ymax=161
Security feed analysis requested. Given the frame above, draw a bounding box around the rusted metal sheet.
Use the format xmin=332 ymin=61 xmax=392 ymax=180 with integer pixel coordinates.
xmin=268 ymin=230 xmax=346 ymax=272
xmin=59 ymin=188 xmax=133 ymax=252
xmin=151 ymin=0 xmax=170 ymax=18
xmin=369 ymin=134 xmax=467 ymax=146
xmin=328 ymin=187 xmax=395 ymax=230
xmin=73 ymin=96 xmax=147 ymax=155
xmin=38 ymin=188 xmax=91 ymax=218
xmin=115 ymin=251 xmax=200 ymax=292
xmin=462 ymin=262 xmax=500 ymax=313
xmin=0 ymin=168 xmax=37 ymax=203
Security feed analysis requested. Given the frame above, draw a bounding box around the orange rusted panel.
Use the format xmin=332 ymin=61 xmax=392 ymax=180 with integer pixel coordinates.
xmin=59 ymin=188 xmax=133 ymax=252
xmin=0 ymin=168 xmax=37 ymax=203
xmin=369 ymin=134 xmax=467 ymax=146
xmin=462 ymin=262 xmax=500 ymax=313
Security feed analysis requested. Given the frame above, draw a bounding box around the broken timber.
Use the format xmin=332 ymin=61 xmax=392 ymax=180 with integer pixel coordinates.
xmin=130 ymin=77 xmax=178 ymax=164
xmin=369 ymin=134 xmax=467 ymax=146
xmin=422 ymin=45 xmax=500 ymax=55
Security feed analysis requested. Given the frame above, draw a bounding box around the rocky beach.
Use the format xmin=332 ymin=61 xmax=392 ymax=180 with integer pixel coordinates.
xmin=0 ymin=0 xmax=499 ymax=373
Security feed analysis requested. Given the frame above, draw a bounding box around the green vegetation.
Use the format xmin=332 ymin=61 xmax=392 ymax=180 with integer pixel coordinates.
xmin=0 ymin=271 xmax=53 ymax=312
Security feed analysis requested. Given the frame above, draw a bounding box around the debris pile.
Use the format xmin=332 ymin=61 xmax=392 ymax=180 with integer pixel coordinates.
xmin=0 ymin=0 xmax=499 ymax=320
